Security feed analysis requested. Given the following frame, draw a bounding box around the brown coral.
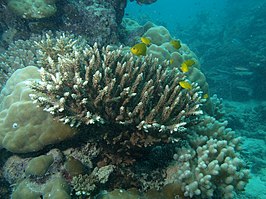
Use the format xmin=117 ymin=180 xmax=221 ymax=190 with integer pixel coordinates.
xmin=30 ymin=34 xmax=204 ymax=135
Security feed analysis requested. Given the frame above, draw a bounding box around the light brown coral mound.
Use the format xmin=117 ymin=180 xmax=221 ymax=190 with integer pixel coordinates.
xmin=12 ymin=176 xmax=70 ymax=199
xmin=0 ymin=66 xmax=76 ymax=153
xmin=8 ymin=0 xmax=57 ymax=19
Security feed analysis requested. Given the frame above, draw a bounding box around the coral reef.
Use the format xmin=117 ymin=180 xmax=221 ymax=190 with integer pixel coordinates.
xmin=0 ymin=31 xmax=88 ymax=91
xmin=0 ymin=66 xmax=76 ymax=153
xmin=165 ymin=116 xmax=249 ymax=198
xmin=3 ymin=149 xmax=71 ymax=198
xmin=122 ymin=19 xmax=210 ymax=100
xmin=0 ymin=25 xmax=249 ymax=198
xmin=61 ymin=0 xmax=127 ymax=46
xmin=0 ymin=35 xmax=41 ymax=90
xmin=25 ymin=154 xmax=54 ymax=176
xmin=30 ymin=34 xmax=204 ymax=133
xmin=7 ymin=0 xmax=57 ymax=19
xmin=12 ymin=176 xmax=70 ymax=199
xmin=0 ymin=0 xmax=127 ymax=50
xmin=0 ymin=2 xmax=32 ymax=49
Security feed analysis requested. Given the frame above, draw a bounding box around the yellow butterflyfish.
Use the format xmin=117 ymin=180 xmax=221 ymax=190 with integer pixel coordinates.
xmin=179 ymin=81 xmax=192 ymax=90
xmin=140 ymin=37 xmax=151 ymax=46
xmin=170 ymin=39 xmax=181 ymax=50
xmin=130 ymin=43 xmax=147 ymax=56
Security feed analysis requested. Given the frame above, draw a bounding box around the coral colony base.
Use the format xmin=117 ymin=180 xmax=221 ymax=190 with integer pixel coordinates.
xmin=0 ymin=28 xmax=249 ymax=198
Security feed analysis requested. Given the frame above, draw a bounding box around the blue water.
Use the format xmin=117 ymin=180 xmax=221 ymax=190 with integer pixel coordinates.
xmin=126 ymin=0 xmax=226 ymax=33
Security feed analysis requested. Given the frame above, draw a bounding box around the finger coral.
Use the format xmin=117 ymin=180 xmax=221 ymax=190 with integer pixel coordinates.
xmin=165 ymin=116 xmax=250 ymax=199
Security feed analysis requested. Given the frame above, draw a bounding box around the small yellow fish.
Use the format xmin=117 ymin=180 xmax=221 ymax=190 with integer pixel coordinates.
xmin=170 ymin=39 xmax=181 ymax=50
xmin=203 ymin=93 xmax=209 ymax=99
xmin=183 ymin=59 xmax=195 ymax=67
xmin=180 ymin=59 xmax=195 ymax=73
xmin=140 ymin=37 xmax=151 ymax=46
xmin=179 ymin=81 xmax=192 ymax=90
xmin=180 ymin=63 xmax=189 ymax=72
xmin=131 ymin=43 xmax=147 ymax=56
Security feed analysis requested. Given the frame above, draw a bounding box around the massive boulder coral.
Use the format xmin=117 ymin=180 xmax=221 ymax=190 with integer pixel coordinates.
xmin=3 ymin=149 xmax=71 ymax=199
xmin=0 ymin=66 xmax=76 ymax=153
xmin=7 ymin=0 xmax=57 ymax=19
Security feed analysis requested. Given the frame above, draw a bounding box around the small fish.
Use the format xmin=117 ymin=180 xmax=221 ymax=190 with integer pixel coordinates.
xmin=203 ymin=93 xmax=209 ymax=99
xmin=130 ymin=43 xmax=147 ymax=56
xmin=140 ymin=37 xmax=151 ymax=46
xmin=180 ymin=59 xmax=195 ymax=73
xmin=183 ymin=59 xmax=195 ymax=67
xmin=170 ymin=39 xmax=181 ymax=50
xmin=179 ymin=81 xmax=192 ymax=90
xmin=180 ymin=63 xmax=189 ymax=72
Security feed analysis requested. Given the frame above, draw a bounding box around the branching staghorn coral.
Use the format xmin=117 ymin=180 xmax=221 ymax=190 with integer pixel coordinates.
xmin=0 ymin=31 xmax=87 ymax=91
xmin=30 ymin=34 xmax=204 ymax=135
xmin=26 ymin=33 xmax=208 ymax=194
xmin=0 ymin=39 xmax=37 ymax=90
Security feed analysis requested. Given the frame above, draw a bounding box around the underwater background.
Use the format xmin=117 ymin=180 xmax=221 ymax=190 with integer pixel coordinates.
xmin=0 ymin=0 xmax=265 ymax=198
